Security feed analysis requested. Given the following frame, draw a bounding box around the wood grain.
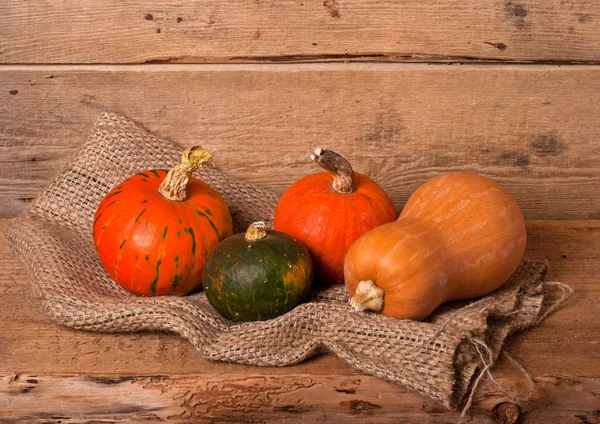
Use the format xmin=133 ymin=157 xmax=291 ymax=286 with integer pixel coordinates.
xmin=2 ymin=64 xmax=600 ymax=219
xmin=1 ymin=0 xmax=600 ymax=64
xmin=1 ymin=374 xmax=599 ymax=423
xmin=1 ymin=219 xmax=599 ymax=423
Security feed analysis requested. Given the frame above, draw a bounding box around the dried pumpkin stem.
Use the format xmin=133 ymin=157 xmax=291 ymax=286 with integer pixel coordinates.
xmin=310 ymin=148 xmax=355 ymax=194
xmin=158 ymin=146 xmax=215 ymax=201
xmin=245 ymin=221 xmax=268 ymax=242
xmin=350 ymin=280 xmax=384 ymax=313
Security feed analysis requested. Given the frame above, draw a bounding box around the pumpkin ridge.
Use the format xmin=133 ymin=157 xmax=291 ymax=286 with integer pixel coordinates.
xmin=251 ymin=291 xmax=263 ymax=321
xmin=223 ymin=291 xmax=237 ymax=320
xmin=94 ymin=209 xmax=120 ymax=249
xmin=358 ymin=187 xmax=385 ymax=215
xmin=301 ymin=190 xmax=334 ymax=245
xmin=115 ymin=204 xmax=151 ymax=284
xmin=358 ymin=179 xmax=396 ymax=221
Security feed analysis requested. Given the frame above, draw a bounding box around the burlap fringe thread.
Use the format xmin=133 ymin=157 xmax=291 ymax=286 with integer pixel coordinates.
xmin=459 ymin=281 xmax=572 ymax=419
xmin=4 ymin=112 xmax=574 ymax=416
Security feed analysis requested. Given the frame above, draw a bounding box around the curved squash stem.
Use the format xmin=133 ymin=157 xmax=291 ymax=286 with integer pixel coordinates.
xmin=158 ymin=146 xmax=215 ymax=201
xmin=245 ymin=221 xmax=268 ymax=241
xmin=310 ymin=148 xmax=355 ymax=194
xmin=350 ymin=280 xmax=384 ymax=312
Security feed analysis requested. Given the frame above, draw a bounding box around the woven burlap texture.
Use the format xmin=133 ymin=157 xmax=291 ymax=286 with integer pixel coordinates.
xmin=4 ymin=112 xmax=566 ymax=410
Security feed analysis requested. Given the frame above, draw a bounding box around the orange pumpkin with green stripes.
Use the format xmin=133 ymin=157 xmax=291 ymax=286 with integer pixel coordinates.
xmin=93 ymin=147 xmax=233 ymax=296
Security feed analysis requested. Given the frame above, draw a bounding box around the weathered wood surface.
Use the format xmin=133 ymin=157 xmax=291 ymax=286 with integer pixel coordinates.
xmin=1 ymin=219 xmax=599 ymax=423
xmin=1 ymin=374 xmax=599 ymax=423
xmin=2 ymin=64 xmax=600 ymax=220
xmin=1 ymin=0 xmax=600 ymax=64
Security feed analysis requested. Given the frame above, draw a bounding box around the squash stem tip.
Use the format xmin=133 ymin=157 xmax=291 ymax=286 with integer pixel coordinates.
xmin=245 ymin=221 xmax=268 ymax=241
xmin=309 ymin=148 xmax=355 ymax=194
xmin=350 ymin=280 xmax=384 ymax=313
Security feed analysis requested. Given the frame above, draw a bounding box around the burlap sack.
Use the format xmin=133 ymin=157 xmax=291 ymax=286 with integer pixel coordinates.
xmin=4 ymin=112 xmax=571 ymax=411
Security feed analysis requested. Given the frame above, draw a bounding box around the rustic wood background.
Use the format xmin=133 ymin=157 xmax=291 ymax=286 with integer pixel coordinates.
xmin=1 ymin=1 xmax=600 ymax=423
xmin=1 ymin=1 xmax=600 ymax=220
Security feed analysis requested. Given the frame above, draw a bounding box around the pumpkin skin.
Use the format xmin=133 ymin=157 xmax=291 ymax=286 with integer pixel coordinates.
xmin=93 ymin=149 xmax=233 ymax=296
xmin=344 ymin=172 xmax=526 ymax=320
xmin=274 ymin=148 xmax=397 ymax=285
xmin=203 ymin=223 xmax=313 ymax=322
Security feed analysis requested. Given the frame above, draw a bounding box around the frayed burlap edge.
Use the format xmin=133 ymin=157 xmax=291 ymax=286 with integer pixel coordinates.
xmin=4 ymin=112 xmax=573 ymax=411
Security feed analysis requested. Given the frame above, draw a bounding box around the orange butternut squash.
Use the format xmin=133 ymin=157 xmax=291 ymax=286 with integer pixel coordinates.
xmin=344 ymin=172 xmax=527 ymax=320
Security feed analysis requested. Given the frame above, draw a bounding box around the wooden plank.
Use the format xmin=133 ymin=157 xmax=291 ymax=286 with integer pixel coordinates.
xmin=1 ymin=64 xmax=600 ymax=219
xmin=1 ymin=219 xmax=599 ymax=423
xmin=1 ymin=0 xmax=600 ymax=64
xmin=1 ymin=373 xmax=599 ymax=423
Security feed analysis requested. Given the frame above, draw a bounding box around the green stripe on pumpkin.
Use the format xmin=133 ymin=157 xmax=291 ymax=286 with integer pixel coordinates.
xmin=104 ymin=200 xmax=118 ymax=210
xmin=195 ymin=209 xmax=221 ymax=240
xmin=172 ymin=273 xmax=183 ymax=290
xmin=93 ymin=212 xmax=103 ymax=227
xmin=184 ymin=227 xmax=196 ymax=255
xmin=150 ymin=259 xmax=162 ymax=295
xmin=134 ymin=208 xmax=147 ymax=223
xmin=103 ymin=190 xmax=123 ymax=200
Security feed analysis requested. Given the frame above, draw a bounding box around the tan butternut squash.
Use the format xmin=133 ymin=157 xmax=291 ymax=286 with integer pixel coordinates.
xmin=344 ymin=172 xmax=527 ymax=320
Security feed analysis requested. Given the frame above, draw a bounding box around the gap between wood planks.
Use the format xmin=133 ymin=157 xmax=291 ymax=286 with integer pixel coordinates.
xmin=4 ymin=56 xmax=600 ymax=65
xmin=2 ymin=62 xmax=600 ymax=72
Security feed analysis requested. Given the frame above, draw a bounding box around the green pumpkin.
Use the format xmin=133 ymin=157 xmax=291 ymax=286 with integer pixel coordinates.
xmin=202 ymin=222 xmax=313 ymax=322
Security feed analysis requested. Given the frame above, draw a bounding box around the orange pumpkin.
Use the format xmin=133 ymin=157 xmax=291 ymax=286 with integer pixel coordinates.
xmin=274 ymin=148 xmax=397 ymax=284
xmin=93 ymin=147 xmax=233 ymax=296
xmin=344 ymin=172 xmax=526 ymax=320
